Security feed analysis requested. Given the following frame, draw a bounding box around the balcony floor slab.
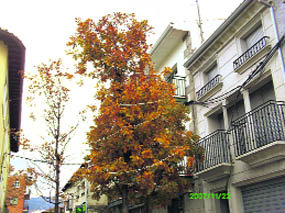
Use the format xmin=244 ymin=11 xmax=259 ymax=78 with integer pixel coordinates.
xmin=236 ymin=141 xmax=285 ymax=168
xmin=195 ymin=163 xmax=232 ymax=182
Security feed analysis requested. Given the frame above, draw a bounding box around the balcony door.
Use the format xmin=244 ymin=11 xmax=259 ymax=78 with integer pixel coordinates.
xmin=249 ymin=81 xmax=278 ymax=148
xmin=229 ymin=99 xmax=247 ymax=156
xmin=244 ymin=25 xmax=264 ymax=49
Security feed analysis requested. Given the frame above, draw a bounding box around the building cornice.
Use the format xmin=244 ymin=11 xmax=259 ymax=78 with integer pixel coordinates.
xmin=184 ymin=0 xmax=253 ymax=69
xmin=0 ymin=28 xmax=25 ymax=152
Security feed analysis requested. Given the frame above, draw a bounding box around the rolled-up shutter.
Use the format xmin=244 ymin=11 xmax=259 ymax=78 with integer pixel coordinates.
xmin=241 ymin=176 xmax=285 ymax=213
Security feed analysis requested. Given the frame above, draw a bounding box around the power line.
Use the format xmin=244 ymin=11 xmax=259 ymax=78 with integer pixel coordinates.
xmin=10 ymin=154 xmax=82 ymax=165
xmin=119 ymin=100 xmax=161 ymax=106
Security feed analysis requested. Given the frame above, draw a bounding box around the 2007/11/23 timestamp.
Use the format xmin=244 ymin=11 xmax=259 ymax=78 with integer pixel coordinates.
xmin=189 ymin=193 xmax=230 ymax=200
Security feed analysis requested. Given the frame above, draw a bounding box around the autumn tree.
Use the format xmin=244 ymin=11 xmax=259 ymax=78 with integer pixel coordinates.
xmin=68 ymin=13 xmax=201 ymax=213
xmin=21 ymin=59 xmax=85 ymax=213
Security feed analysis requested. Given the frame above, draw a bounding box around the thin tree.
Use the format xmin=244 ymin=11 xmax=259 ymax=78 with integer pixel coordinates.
xmin=21 ymin=59 xmax=85 ymax=213
xmin=68 ymin=13 xmax=202 ymax=213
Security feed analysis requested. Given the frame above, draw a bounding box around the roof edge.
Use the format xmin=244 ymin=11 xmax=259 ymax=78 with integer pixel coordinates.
xmin=150 ymin=23 xmax=174 ymax=56
xmin=183 ymin=0 xmax=253 ymax=68
xmin=0 ymin=28 xmax=26 ymax=152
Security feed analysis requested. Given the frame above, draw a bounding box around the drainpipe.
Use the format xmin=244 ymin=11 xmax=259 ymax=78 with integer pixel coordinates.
xmin=258 ymin=0 xmax=285 ymax=82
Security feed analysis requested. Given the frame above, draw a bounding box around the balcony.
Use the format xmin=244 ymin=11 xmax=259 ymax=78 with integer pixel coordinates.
xmin=233 ymin=36 xmax=270 ymax=71
xmin=231 ymin=101 xmax=285 ymax=167
xmin=195 ymin=130 xmax=232 ymax=182
xmin=196 ymin=74 xmax=222 ymax=101
xmin=171 ymin=76 xmax=187 ymax=102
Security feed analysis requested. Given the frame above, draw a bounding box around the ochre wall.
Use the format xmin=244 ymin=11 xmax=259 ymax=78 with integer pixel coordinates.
xmin=0 ymin=40 xmax=10 ymax=213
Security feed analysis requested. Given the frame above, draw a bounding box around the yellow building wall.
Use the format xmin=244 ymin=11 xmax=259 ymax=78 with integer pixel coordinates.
xmin=0 ymin=40 xmax=10 ymax=213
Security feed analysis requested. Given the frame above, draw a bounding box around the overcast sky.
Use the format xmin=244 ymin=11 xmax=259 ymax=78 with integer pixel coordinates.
xmin=1 ymin=0 xmax=243 ymax=196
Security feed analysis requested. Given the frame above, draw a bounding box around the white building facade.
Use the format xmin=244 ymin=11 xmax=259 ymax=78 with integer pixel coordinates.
xmin=62 ymin=177 xmax=107 ymax=213
xmin=151 ymin=0 xmax=285 ymax=212
xmin=183 ymin=0 xmax=285 ymax=212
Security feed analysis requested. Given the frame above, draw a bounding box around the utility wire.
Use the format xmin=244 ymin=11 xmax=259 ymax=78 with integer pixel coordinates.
xmin=10 ymin=154 xmax=82 ymax=165
xmin=119 ymin=100 xmax=161 ymax=106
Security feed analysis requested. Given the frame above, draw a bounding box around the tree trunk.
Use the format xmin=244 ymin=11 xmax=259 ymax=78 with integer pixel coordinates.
xmin=55 ymin=103 xmax=61 ymax=213
xmin=122 ymin=185 xmax=129 ymax=213
xmin=54 ymin=138 xmax=60 ymax=213
xmin=143 ymin=196 xmax=150 ymax=213
xmin=55 ymin=155 xmax=60 ymax=213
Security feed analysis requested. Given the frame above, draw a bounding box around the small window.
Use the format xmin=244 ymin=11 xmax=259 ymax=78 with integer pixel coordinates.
xmin=13 ymin=181 xmax=20 ymax=188
xmin=10 ymin=198 xmax=18 ymax=205
xmin=215 ymin=191 xmax=230 ymax=213
xmin=166 ymin=65 xmax=178 ymax=83
xmin=207 ymin=110 xmax=224 ymax=134
xmin=244 ymin=25 xmax=264 ymax=49
xmin=207 ymin=65 xmax=218 ymax=82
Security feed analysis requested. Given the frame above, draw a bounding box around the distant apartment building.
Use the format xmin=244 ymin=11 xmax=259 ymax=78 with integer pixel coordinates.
xmin=62 ymin=166 xmax=108 ymax=213
xmin=5 ymin=175 xmax=31 ymax=213
xmin=150 ymin=0 xmax=285 ymax=212
xmin=0 ymin=28 xmax=25 ymax=213
xmin=183 ymin=0 xmax=285 ymax=212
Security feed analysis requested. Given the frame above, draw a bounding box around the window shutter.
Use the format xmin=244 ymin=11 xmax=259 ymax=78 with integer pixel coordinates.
xmin=245 ymin=26 xmax=263 ymax=48
xmin=207 ymin=65 xmax=218 ymax=81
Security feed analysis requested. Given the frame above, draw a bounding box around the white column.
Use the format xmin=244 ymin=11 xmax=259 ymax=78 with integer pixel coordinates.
xmin=222 ymin=100 xmax=229 ymax=130
xmin=222 ymin=100 xmax=235 ymax=161
xmin=241 ymin=89 xmax=251 ymax=113
xmin=241 ymin=88 xmax=256 ymax=153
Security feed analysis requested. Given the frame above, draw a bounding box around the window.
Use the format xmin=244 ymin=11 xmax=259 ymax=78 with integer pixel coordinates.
xmin=227 ymin=99 xmax=245 ymax=122
xmin=10 ymin=198 xmax=18 ymax=205
xmin=196 ymin=63 xmax=221 ymax=100
xmin=206 ymin=64 xmax=218 ymax=82
xmin=249 ymin=80 xmax=276 ymax=109
xmin=244 ymin=25 xmax=263 ymax=49
xmin=166 ymin=65 xmax=178 ymax=83
xmin=207 ymin=110 xmax=224 ymax=134
xmin=166 ymin=65 xmax=186 ymax=99
xmin=13 ymin=181 xmax=20 ymax=188
xmin=233 ymin=23 xmax=268 ymax=71
xmin=215 ymin=191 xmax=230 ymax=213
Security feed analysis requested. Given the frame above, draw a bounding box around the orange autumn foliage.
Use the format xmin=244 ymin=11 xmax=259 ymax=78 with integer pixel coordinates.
xmin=68 ymin=12 xmax=202 ymax=208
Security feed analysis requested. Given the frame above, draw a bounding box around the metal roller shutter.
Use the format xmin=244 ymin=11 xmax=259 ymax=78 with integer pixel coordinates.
xmin=241 ymin=176 xmax=285 ymax=213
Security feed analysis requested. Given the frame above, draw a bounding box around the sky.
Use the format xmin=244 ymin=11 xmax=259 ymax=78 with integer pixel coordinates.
xmin=1 ymin=0 xmax=243 ymax=196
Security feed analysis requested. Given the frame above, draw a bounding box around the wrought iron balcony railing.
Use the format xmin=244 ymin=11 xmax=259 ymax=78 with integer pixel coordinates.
xmin=196 ymin=130 xmax=230 ymax=173
xmin=233 ymin=36 xmax=269 ymax=70
xmin=231 ymin=101 xmax=285 ymax=157
xmin=172 ymin=76 xmax=186 ymax=98
xmin=196 ymin=74 xmax=221 ymax=100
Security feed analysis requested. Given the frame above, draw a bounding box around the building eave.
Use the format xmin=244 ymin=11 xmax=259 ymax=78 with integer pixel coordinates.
xmin=150 ymin=23 xmax=189 ymax=70
xmin=150 ymin=23 xmax=174 ymax=56
xmin=0 ymin=28 xmax=25 ymax=152
xmin=183 ymin=0 xmax=253 ymax=68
